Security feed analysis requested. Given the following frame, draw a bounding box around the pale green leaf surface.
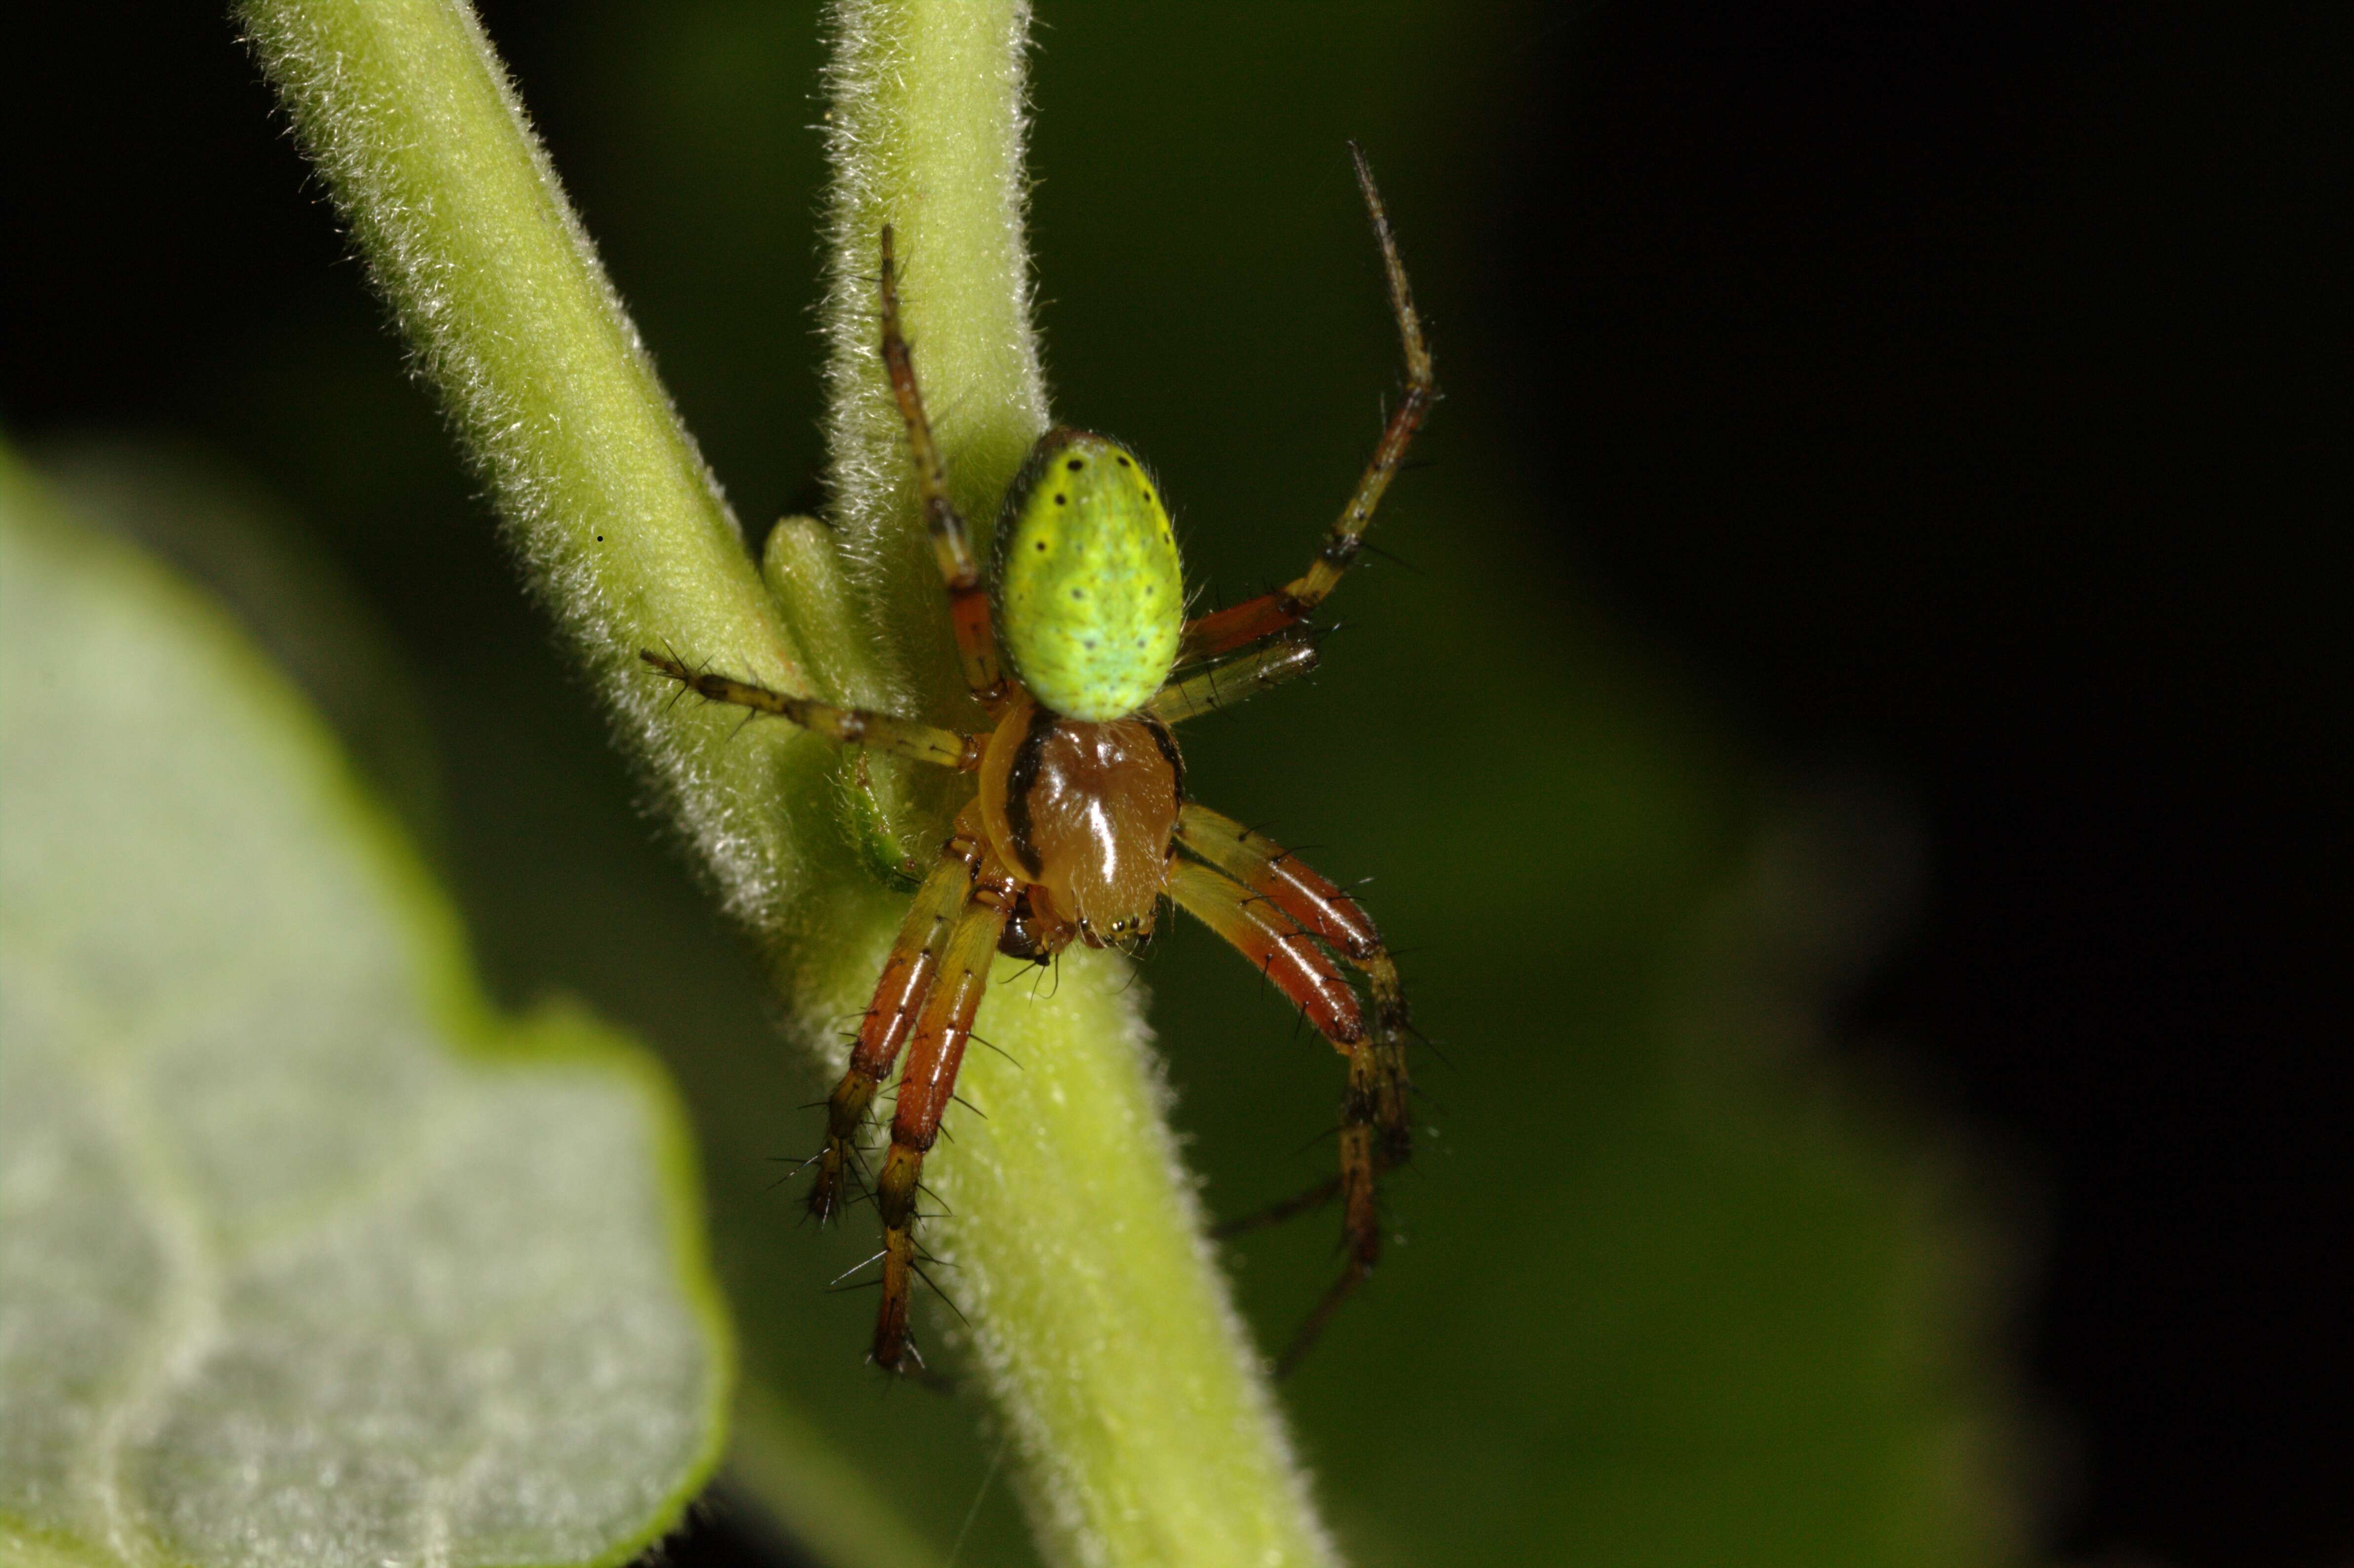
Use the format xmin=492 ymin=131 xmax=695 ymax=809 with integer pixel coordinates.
xmin=0 ymin=464 xmax=729 ymax=1568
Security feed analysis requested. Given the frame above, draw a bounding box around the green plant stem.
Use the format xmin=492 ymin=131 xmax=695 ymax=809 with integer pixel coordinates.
xmin=238 ymin=0 xmax=845 ymax=938
xmin=818 ymin=1 xmax=1054 ymax=721
xmin=240 ymin=0 xmax=1336 ymax=1563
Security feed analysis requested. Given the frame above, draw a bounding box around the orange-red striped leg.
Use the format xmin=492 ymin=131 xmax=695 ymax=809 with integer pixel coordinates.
xmin=642 ymin=651 xmax=982 ymax=772
xmin=808 ymin=805 xmax=987 ymax=1223
xmin=876 ymin=226 xmax=1011 ymax=713
xmin=1177 ymin=146 xmax=1435 ymax=664
xmin=1166 ymin=857 xmax=1395 ymax=1374
xmin=871 ymin=853 xmax=1019 ymax=1371
xmin=1175 ymin=803 xmax=1413 ymax=1175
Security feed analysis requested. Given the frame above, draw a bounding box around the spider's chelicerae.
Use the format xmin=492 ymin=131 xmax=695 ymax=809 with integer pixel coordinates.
xmin=646 ymin=146 xmax=1431 ymax=1376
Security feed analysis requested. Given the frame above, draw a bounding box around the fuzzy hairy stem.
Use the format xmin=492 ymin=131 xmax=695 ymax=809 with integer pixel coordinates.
xmin=819 ymin=1 xmax=1052 ymax=723
xmin=238 ymin=0 xmax=842 ymax=936
xmin=240 ymin=0 xmax=1335 ymax=1564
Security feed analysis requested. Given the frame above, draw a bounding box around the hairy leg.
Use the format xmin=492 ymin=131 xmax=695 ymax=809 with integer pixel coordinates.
xmin=1174 ymin=803 xmax=1412 ymax=1171
xmin=1177 ymin=145 xmax=1435 ymax=663
xmin=806 ymin=803 xmax=988 ymax=1223
xmin=870 ymin=852 xmax=1021 ymax=1370
xmin=1165 ymin=855 xmax=1403 ymax=1375
xmin=876 ymin=226 xmax=1012 ymax=712
xmin=1147 ymin=632 xmax=1321 ymax=726
xmin=642 ymin=650 xmax=980 ymax=771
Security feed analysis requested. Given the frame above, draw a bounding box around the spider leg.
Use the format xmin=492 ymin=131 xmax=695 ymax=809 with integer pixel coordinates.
xmin=876 ymin=226 xmax=1012 ymax=713
xmin=871 ymin=850 xmax=1024 ymax=1371
xmin=1177 ymin=800 xmax=1412 ymax=1147
xmin=1146 ymin=631 xmax=1322 ymax=726
xmin=641 ymin=651 xmax=981 ymax=771
xmin=1177 ymin=145 xmax=1434 ymax=664
xmin=1165 ymin=856 xmax=1404 ymax=1376
xmin=1210 ymin=1173 xmax=1343 ymax=1239
xmin=807 ymin=802 xmax=989 ymax=1224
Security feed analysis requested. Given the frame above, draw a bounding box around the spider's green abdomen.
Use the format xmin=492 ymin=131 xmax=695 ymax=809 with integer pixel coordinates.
xmin=992 ymin=428 xmax=1183 ymax=722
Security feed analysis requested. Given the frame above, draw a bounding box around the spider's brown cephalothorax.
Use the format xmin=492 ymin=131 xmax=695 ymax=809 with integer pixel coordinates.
xmin=645 ymin=144 xmax=1432 ymax=1377
xmin=976 ymin=693 xmax=1181 ymax=945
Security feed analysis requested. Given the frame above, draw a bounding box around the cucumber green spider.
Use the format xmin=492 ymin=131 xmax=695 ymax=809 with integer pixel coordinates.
xmin=645 ymin=144 xmax=1432 ymax=1375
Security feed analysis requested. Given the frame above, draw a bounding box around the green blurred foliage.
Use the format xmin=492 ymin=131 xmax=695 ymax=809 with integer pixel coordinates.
xmin=0 ymin=462 xmax=728 ymax=1568
xmin=74 ymin=2 xmax=2028 ymax=1563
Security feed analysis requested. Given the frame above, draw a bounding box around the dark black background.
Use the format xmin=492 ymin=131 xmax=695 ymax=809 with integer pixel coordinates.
xmin=1490 ymin=8 xmax=2349 ymax=1561
xmin=6 ymin=3 xmax=2345 ymax=1563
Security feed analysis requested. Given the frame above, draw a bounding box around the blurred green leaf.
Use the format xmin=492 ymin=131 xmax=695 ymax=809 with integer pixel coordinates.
xmin=0 ymin=455 xmax=730 ymax=1568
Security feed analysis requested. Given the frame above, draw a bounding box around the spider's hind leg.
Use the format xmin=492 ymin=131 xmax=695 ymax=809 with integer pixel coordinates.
xmin=1165 ymin=821 xmax=1414 ymax=1377
xmin=1176 ymin=803 xmax=1413 ymax=1173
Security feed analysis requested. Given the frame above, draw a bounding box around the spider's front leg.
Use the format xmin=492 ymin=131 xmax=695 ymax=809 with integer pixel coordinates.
xmin=876 ymin=227 xmax=1012 ymax=715
xmin=1177 ymin=145 xmax=1434 ymax=664
xmin=870 ymin=850 xmax=1021 ymax=1371
xmin=641 ymin=651 xmax=982 ymax=771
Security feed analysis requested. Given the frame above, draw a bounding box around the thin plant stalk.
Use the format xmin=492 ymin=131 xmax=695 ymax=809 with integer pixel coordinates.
xmin=239 ymin=0 xmax=1337 ymax=1562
